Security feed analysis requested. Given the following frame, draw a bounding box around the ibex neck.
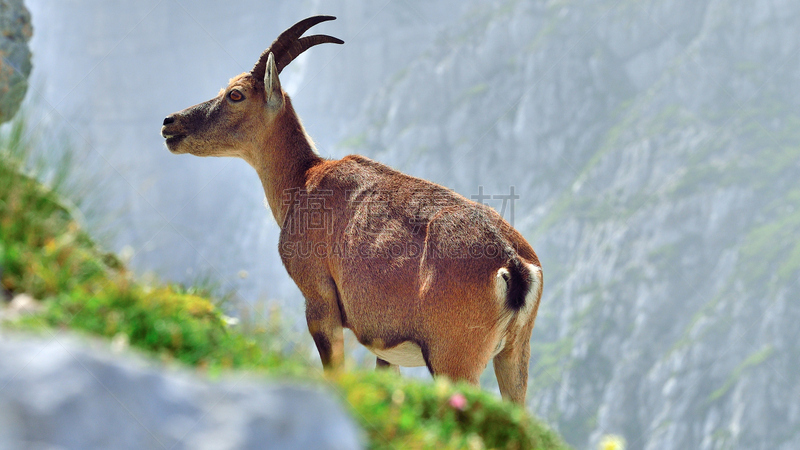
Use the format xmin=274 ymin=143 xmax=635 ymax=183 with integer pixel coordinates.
xmin=250 ymin=100 xmax=322 ymax=226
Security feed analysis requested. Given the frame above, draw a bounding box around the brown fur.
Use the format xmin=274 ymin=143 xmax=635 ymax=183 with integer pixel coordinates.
xmin=162 ymin=35 xmax=543 ymax=405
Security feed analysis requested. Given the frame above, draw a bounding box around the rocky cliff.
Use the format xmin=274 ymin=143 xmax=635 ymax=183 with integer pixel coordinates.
xmin=313 ymin=0 xmax=800 ymax=448
xmin=22 ymin=1 xmax=800 ymax=448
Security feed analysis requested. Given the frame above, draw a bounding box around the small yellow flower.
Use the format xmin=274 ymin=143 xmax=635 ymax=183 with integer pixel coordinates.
xmin=599 ymin=434 xmax=626 ymax=450
xmin=466 ymin=433 xmax=485 ymax=450
xmin=43 ymin=238 xmax=57 ymax=254
xmin=181 ymin=293 xmax=214 ymax=315
xmin=391 ymin=389 xmax=405 ymax=405
xmin=434 ymin=378 xmax=451 ymax=398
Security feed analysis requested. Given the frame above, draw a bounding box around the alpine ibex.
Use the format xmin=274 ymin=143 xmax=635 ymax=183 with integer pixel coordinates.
xmin=161 ymin=16 xmax=542 ymax=404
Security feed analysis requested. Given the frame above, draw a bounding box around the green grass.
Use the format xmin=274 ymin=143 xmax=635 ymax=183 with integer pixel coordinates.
xmin=339 ymin=372 xmax=567 ymax=449
xmin=0 ymin=123 xmax=569 ymax=449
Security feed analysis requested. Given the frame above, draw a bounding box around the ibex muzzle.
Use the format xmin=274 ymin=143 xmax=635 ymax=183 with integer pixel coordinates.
xmin=163 ymin=15 xmax=543 ymax=405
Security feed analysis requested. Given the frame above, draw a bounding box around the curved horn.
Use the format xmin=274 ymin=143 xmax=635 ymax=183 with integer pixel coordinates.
xmin=251 ymin=15 xmax=343 ymax=80
xmin=275 ymin=35 xmax=345 ymax=73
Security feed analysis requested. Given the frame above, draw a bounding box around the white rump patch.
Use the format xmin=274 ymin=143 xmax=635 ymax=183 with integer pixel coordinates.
xmin=517 ymin=263 xmax=543 ymax=322
xmin=495 ymin=263 xmax=543 ymax=328
xmin=527 ymin=264 xmax=542 ymax=309
xmin=367 ymin=341 xmax=426 ymax=367
xmin=495 ymin=267 xmax=510 ymax=301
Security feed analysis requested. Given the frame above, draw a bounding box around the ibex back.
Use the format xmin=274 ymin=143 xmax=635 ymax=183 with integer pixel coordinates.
xmin=161 ymin=16 xmax=543 ymax=404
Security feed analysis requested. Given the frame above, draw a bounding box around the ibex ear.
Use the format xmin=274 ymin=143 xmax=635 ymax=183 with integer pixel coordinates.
xmin=264 ymin=52 xmax=284 ymax=110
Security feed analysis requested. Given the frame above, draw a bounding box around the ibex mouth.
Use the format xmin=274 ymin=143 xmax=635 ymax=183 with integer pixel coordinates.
xmin=163 ymin=133 xmax=187 ymax=152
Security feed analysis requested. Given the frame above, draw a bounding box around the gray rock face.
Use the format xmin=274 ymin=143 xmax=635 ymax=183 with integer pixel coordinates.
xmin=316 ymin=1 xmax=800 ymax=449
xmin=0 ymin=0 xmax=31 ymax=123
xmin=22 ymin=1 xmax=800 ymax=448
xmin=0 ymin=334 xmax=362 ymax=450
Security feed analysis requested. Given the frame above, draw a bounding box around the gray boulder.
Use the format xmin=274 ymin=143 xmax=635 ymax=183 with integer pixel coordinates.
xmin=0 ymin=333 xmax=363 ymax=450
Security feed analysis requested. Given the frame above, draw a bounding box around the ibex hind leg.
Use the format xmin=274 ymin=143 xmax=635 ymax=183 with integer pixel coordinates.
xmin=493 ymin=337 xmax=531 ymax=405
xmin=493 ymin=305 xmax=538 ymax=405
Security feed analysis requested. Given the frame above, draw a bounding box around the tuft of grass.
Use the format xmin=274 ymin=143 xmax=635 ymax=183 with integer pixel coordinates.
xmin=42 ymin=284 xmax=287 ymax=370
xmin=1 ymin=132 xmax=568 ymax=449
xmin=0 ymin=154 xmax=110 ymax=299
xmin=0 ymin=134 xmax=305 ymax=375
xmin=337 ymin=372 xmax=569 ymax=450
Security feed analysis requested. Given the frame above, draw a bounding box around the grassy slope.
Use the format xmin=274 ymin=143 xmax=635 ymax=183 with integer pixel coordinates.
xmin=0 ymin=139 xmax=568 ymax=450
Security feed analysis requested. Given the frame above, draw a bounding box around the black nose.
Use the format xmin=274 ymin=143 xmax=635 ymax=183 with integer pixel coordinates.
xmin=163 ymin=115 xmax=176 ymax=126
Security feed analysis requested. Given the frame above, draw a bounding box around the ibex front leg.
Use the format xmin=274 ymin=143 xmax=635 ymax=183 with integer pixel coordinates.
xmin=304 ymin=283 xmax=345 ymax=372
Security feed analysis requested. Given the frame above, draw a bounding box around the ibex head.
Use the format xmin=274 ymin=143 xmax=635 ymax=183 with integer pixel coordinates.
xmin=161 ymin=16 xmax=343 ymax=160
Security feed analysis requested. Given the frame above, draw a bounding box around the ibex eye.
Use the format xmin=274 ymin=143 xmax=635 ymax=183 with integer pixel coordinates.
xmin=228 ymin=89 xmax=244 ymax=102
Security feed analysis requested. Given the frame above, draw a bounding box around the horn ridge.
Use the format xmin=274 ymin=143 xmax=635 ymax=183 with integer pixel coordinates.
xmin=251 ymin=15 xmax=341 ymax=80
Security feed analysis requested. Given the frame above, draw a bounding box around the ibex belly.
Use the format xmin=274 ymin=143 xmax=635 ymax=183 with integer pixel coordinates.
xmin=367 ymin=341 xmax=426 ymax=367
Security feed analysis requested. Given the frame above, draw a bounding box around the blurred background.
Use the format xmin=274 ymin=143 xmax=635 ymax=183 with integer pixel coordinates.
xmin=15 ymin=0 xmax=800 ymax=448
